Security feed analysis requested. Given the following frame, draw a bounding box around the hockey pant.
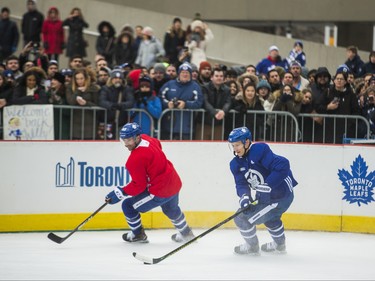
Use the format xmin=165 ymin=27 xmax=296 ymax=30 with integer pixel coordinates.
xmin=234 ymin=192 xmax=294 ymax=246
xmin=121 ymin=190 xmax=189 ymax=235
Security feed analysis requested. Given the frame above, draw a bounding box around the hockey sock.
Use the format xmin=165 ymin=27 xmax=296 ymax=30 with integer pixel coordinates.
xmin=265 ymin=221 xmax=285 ymax=245
xmin=125 ymin=213 xmax=142 ymax=235
xmin=170 ymin=212 xmax=190 ymax=235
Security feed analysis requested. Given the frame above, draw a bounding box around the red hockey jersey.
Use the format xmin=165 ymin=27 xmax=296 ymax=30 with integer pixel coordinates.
xmin=122 ymin=134 xmax=182 ymax=197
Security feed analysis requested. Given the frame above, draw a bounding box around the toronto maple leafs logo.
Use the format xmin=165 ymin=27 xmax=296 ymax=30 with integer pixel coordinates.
xmin=337 ymin=154 xmax=375 ymax=206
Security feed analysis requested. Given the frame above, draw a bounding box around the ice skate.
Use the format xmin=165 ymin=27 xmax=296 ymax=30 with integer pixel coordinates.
xmin=261 ymin=241 xmax=286 ymax=253
xmin=234 ymin=243 xmax=260 ymax=255
xmin=171 ymin=229 xmax=195 ymax=243
xmin=122 ymin=228 xmax=149 ymax=243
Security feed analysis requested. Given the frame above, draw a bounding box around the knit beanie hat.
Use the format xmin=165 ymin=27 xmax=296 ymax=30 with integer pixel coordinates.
xmin=110 ymin=69 xmax=124 ymax=79
xmin=52 ymin=72 xmax=65 ymax=84
xmin=335 ymin=64 xmax=350 ymax=81
xmin=178 ymin=63 xmax=193 ymax=75
xmin=256 ymin=79 xmax=271 ymax=91
xmin=190 ymin=63 xmax=198 ymax=73
xmin=139 ymin=75 xmax=154 ymax=91
xmin=199 ymin=61 xmax=211 ymax=72
xmin=294 ymin=40 xmax=303 ymax=48
xmin=154 ymin=63 xmax=166 ymax=74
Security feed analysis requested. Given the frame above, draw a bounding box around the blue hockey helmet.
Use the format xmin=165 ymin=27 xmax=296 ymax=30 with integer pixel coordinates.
xmin=228 ymin=127 xmax=252 ymax=144
xmin=119 ymin=122 xmax=142 ymax=139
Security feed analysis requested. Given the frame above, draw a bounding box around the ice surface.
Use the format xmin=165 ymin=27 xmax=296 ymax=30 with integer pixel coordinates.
xmin=0 ymin=229 xmax=374 ymax=280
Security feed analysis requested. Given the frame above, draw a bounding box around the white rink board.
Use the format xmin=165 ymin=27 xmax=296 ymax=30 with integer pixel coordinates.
xmin=0 ymin=141 xmax=374 ymax=217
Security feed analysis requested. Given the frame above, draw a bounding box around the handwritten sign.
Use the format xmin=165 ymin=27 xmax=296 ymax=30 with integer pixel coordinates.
xmin=3 ymin=105 xmax=54 ymax=140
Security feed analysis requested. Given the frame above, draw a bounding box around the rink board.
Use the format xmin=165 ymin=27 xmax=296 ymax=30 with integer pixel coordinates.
xmin=0 ymin=142 xmax=374 ymax=233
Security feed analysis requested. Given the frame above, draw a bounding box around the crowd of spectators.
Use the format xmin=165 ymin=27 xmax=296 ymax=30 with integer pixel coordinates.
xmin=0 ymin=1 xmax=375 ymax=143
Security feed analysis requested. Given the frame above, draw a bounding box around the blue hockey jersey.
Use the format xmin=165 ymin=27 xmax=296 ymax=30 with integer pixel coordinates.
xmin=229 ymin=142 xmax=297 ymax=203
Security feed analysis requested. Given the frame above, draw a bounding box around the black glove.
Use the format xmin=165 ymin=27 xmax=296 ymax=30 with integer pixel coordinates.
xmin=61 ymin=42 xmax=66 ymax=50
xmin=280 ymin=93 xmax=293 ymax=103
xmin=43 ymin=42 xmax=49 ymax=50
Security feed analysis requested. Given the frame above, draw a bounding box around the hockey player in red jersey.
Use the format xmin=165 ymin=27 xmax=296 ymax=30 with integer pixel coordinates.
xmin=105 ymin=122 xmax=194 ymax=243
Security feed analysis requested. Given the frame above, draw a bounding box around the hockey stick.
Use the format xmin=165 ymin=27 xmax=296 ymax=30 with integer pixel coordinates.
xmin=133 ymin=204 xmax=252 ymax=264
xmin=47 ymin=202 xmax=108 ymax=244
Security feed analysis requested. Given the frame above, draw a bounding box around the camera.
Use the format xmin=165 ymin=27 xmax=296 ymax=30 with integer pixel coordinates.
xmin=31 ymin=42 xmax=40 ymax=54
xmin=333 ymin=97 xmax=340 ymax=104
xmin=368 ymin=96 xmax=374 ymax=102
xmin=171 ymin=97 xmax=180 ymax=108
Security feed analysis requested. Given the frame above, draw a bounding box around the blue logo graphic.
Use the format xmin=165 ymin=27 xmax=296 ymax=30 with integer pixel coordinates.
xmin=56 ymin=157 xmax=75 ymax=187
xmin=338 ymin=154 xmax=375 ymax=206
xmin=55 ymin=157 xmax=129 ymax=188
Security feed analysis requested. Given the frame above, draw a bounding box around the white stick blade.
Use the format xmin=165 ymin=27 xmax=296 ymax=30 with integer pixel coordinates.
xmin=132 ymin=252 xmax=154 ymax=265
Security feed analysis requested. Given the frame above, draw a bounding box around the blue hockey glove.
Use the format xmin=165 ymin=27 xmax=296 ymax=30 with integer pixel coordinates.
xmin=105 ymin=187 xmax=126 ymax=204
xmin=256 ymin=183 xmax=271 ymax=205
xmin=239 ymin=194 xmax=251 ymax=209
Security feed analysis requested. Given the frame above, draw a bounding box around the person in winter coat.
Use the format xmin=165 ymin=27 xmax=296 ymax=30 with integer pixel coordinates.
xmin=135 ymin=26 xmax=165 ymax=69
xmin=232 ymin=82 xmax=265 ymax=140
xmin=360 ymin=51 xmax=375 ymax=77
xmin=98 ymin=69 xmax=135 ymax=139
xmin=114 ymin=31 xmax=136 ymax=66
xmin=159 ymin=63 xmax=203 ymax=140
xmin=62 ymin=7 xmax=89 ymax=59
xmin=42 ymin=7 xmax=65 ymax=62
xmin=131 ymin=75 xmax=162 ymax=137
xmin=66 ymin=68 xmax=99 ymax=139
xmin=164 ymin=17 xmax=186 ymax=65
xmin=256 ymin=46 xmax=288 ymax=77
xmin=344 ymin=46 xmax=364 ymax=79
xmin=96 ymin=21 xmax=116 ymax=68
xmin=267 ymin=83 xmax=303 ymax=142
xmin=21 ymin=0 xmax=44 ymax=46
xmin=322 ymin=69 xmax=361 ymax=143
xmin=0 ymin=7 xmax=19 ymax=62
xmin=12 ymin=67 xmax=48 ymax=105
xmin=185 ymin=20 xmax=214 ymax=68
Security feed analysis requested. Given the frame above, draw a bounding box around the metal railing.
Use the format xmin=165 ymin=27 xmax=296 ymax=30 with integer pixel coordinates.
xmin=54 ymin=106 xmax=155 ymax=140
xmin=1 ymin=105 xmax=371 ymax=143
xmin=157 ymin=109 xmax=300 ymax=142
xmin=298 ymin=113 xmax=370 ymax=143
xmin=53 ymin=105 xmax=108 ymax=140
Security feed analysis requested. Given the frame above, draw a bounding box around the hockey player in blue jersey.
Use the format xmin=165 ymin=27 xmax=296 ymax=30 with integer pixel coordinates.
xmin=228 ymin=127 xmax=297 ymax=255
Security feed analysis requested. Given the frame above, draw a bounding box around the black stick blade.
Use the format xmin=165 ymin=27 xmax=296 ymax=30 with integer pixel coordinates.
xmin=47 ymin=232 xmax=64 ymax=244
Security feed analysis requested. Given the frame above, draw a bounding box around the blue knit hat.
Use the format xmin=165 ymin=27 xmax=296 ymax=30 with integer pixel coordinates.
xmin=178 ymin=63 xmax=192 ymax=75
xmin=294 ymin=40 xmax=303 ymax=48
xmin=256 ymin=79 xmax=271 ymax=91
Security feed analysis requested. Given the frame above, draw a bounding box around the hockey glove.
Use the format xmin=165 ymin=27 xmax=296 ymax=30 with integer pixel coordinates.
xmin=239 ymin=194 xmax=251 ymax=208
xmin=256 ymin=183 xmax=271 ymax=205
xmin=105 ymin=187 xmax=126 ymax=204
xmin=239 ymin=194 xmax=254 ymax=214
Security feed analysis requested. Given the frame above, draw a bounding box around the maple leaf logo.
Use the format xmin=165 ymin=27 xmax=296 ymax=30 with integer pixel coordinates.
xmin=337 ymin=154 xmax=375 ymax=206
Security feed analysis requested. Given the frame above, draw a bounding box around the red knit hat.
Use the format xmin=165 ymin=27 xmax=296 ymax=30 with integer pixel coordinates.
xmin=199 ymin=61 xmax=212 ymax=72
